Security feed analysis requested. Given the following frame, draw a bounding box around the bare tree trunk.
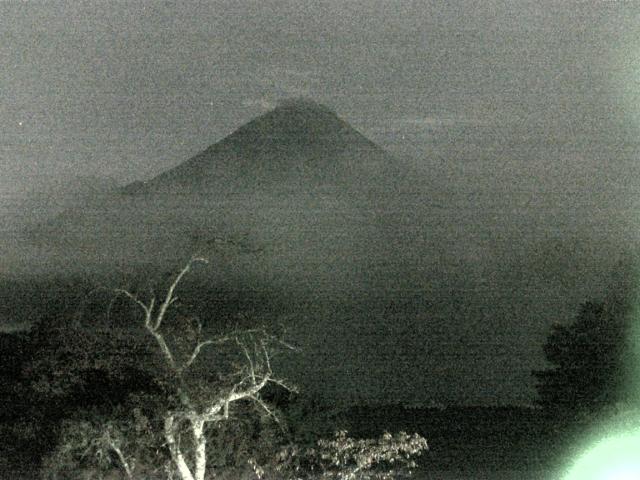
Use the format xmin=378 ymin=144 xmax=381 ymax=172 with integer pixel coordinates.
xmin=108 ymin=441 xmax=134 ymax=480
xmin=192 ymin=418 xmax=207 ymax=480
xmin=164 ymin=415 xmax=195 ymax=480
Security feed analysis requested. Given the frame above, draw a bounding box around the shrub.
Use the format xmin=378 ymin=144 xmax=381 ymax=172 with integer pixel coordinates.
xmin=255 ymin=430 xmax=428 ymax=480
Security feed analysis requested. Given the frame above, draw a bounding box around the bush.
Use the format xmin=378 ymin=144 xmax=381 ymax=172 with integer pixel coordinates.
xmin=255 ymin=430 xmax=428 ymax=480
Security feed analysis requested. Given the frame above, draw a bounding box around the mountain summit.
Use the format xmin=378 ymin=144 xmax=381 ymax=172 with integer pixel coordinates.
xmin=124 ymin=98 xmax=392 ymax=193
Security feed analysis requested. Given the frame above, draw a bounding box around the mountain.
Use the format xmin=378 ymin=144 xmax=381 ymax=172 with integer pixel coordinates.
xmin=16 ymin=99 xmax=404 ymax=282
xmin=123 ymin=98 xmax=396 ymax=194
xmin=9 ymin=100 xmax=427 ymax=401
xmin=6 ymin=98 xmax=620 ymax=406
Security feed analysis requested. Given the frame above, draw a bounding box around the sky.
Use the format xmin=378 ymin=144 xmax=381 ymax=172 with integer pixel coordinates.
xmin=1 ymin=0 xmax=638 ymax=192
xmin=2 ymin=0 xmax=640 ymax=405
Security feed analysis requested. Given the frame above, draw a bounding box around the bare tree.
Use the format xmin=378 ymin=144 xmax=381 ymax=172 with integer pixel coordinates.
xmin=32 ymin=257 xmax=428 ymax=480
xmin=113 ymin=257 xmax=295 ymax=480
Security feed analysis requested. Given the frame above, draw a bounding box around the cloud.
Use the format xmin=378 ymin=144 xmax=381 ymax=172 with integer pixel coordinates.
xmin=364 ymin=115 xmax=491 ymax=139
xmin=247 ymin=67 xmax=323 ymax=105
xmin=241 ymin=68 xmax=323 ymax=113
xmin=241 ymin=97 xmax=277 ymax=111
xmin=396 ymin=115 xmax=489 ymax=129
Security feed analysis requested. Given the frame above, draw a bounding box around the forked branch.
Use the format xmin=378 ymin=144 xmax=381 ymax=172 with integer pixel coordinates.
xmin=117 ymin=257 xmax=208 ymax=372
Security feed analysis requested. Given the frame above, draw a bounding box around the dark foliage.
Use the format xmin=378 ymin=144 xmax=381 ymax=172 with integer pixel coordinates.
xmin=533 ymin=297 xmax=633 ymax=417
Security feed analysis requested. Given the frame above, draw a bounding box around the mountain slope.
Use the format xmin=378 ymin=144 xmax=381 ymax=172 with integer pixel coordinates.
xmin=123 ymin=98 xmax=394 ymax=194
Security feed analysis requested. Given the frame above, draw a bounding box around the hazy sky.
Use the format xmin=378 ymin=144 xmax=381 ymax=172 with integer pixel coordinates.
xmin=1 ymin=0 xmax=639 ymax=194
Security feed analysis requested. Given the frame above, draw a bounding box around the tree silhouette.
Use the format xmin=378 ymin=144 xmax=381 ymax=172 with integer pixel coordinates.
xmin=533 ymin=295 xmax=633 ymax=417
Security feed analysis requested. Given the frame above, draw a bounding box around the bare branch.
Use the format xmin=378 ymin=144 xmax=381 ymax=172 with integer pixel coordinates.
xmin=147 ymin=298 xmax=156 ymax=326
xmin=105 ymin=435 xmax=134 ymax=480
xmin=249 ymin=394 xmax=279 ymax=423
xmin=228 ymin=371 xmax=271 ymax=403
xmin=149 ymin=329 xmax=177 ymax=370
xmin=202 ymin=369 xmax=271 ymax=422
xmin=154 ymin=257 xmax=208 ymax=331
xmin=182 ymin=335 xmax=231 ymax=370
xmin=237 ymin=337 xmax=256 ymax=383
xmin=275 ymin=337 xmax=299 ymax=352
xmin=260 ymin=340 xmax=272 ymax=374
xmin=115 ymin=288 xmax=179 ymax=369
xmin=268 ymin=377 xmax=299 ymax=394
xmin=115 ymin=289 xmax=153 ymax=318
xmin=118 ymin=259 xmax=211 ymax=374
